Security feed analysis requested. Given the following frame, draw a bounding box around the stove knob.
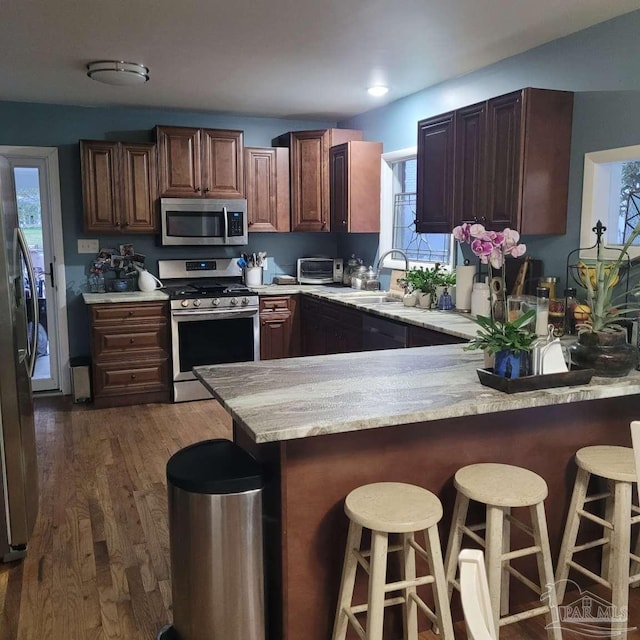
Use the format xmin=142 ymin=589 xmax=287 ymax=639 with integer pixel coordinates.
xmin=180 ymin=299 xmax=189 ymax=308
xmin=212 ymin=298 xmax=220 ymax=307
xmin=193 ymin=299 xmax=202 ymax=307
xmin=241 ymin=297 xmax=250 ymax=306
xmin=230 ymin=297 xmax=238 ymax=306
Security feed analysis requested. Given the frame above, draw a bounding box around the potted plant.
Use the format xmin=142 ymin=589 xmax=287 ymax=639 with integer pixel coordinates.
xmin=452 ymin=223 xmax=533 ymax=378
xmin=569 ymin=220 xmax=640 ymax=376
xmin=399 ymin=264 xmax=444 ymax=308
xmin=464 ymin=310 xmax=537 ymax=378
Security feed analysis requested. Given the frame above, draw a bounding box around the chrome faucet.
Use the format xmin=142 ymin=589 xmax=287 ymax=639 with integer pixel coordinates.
xmin=376 ymin=249 xmax=409 ymax=274
xmin=376 ymin=249 xmax=409 ymax=293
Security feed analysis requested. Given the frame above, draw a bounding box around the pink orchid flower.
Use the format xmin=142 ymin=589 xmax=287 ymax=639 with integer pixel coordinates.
xmin=452 ymin=224 xmax=470 ymax=243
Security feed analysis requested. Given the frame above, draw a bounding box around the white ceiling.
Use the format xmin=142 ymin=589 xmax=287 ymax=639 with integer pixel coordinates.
xmin=1 ymin=0 xmax=638 ymax=121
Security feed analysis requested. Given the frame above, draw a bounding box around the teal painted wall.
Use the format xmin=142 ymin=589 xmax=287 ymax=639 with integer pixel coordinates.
xmin=0 ymin=102 xmax=354 ymax=357
xmin=338 ymin=10 xmax=640 ymax=291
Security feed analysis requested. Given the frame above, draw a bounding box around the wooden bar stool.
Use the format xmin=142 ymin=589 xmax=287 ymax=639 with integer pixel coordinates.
xmin=332 ymin=482 xmax=454 ymax=640
xmin=444 ymin=463 xmax=561 ymax=639
xmin=556 ymin=445 xmax=638 ymax=640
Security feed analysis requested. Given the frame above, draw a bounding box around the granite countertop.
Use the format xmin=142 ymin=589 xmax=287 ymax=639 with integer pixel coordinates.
xmin=82 ymin=291 xmax=169 ymax=304
xmin=255 ymin=284 xmax=479 ymax=340
xmin=193 ymin=344 xmax=640 ymax=444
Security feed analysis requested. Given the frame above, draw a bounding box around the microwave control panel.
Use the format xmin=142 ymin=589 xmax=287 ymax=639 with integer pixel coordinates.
xmin=229 ymin=212 xmax=244 ymax=237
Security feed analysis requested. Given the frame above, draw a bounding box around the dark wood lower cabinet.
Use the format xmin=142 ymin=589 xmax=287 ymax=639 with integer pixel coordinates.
xmin=407 ymin=325 xmax=467 ymax=347
xmin=301 ymin=297 xmax=363 ymax=356
xmin=260 ymin=295 xmax=300 ymax=360
xmin=301 ymin=298 xmax=466 ymax=355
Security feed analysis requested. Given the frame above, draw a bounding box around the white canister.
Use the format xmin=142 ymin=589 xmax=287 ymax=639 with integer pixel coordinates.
xmin=244 ymin=267 xmax=263 ymax=287
xmin=455 ymin=265 xmax=477 ymax=312
xmin=470 ymin=281 xmax=491 ymax=318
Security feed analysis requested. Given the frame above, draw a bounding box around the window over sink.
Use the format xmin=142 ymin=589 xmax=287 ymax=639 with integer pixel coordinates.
xmin=379 ymin=147 xmax=454 ymax=270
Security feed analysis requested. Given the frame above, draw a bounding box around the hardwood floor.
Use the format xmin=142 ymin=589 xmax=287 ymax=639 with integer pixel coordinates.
xmin=2 ymin=396 xmax=640 ymax=639
xmin=0 ymin=396 xmax=232 ymax=640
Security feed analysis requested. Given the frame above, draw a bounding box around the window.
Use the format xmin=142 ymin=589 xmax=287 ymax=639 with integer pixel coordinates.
xmin=580 ymin=144 xmax=640 ymax=259
xmin=379 ymin=147 xmax=453 ymax=270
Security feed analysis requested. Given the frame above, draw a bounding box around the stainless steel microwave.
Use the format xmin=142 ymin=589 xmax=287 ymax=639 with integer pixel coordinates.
xmin=160 ymin=198 xmax=248 ymax=246
xmin=297 ymin=258 xmax=343 ymax=284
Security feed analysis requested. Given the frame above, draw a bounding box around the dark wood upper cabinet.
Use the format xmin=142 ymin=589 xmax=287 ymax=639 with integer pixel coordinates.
xmin=453 ymin=102 xmax=486 ymax=227
xmin=330 ymin=141 xmax=382 ymax=233
xmin=415 ymin=113 xmax=455 ymax=234
xmin=273 ymin=128 xmax=362 ymax=232
xmin=156 ymin=125 xmax=244 ymax=198
xmin=245 ymin=147 xmax=290 ymax=232
xmin=484 ymin=91 xmax=523 ymax=230
xmin=81 ymin=140 xmax=158 ymax=234
xmin=416 ymin=88 xmax=573 ymax=235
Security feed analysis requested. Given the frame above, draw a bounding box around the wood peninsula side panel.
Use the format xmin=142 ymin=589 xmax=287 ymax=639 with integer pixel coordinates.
xmin=254 ymin=395 xmax=639 ymax=640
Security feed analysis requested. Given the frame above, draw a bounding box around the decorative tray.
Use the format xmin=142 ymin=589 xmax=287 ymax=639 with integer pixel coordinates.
xmin=476 ymin=366 xmax=595 ymax=394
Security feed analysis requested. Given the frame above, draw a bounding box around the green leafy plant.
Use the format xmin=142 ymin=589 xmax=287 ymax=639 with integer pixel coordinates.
xmin=464 ymin=310 xmax=537 ymax=355
xmin=579 ymin=219 xmax=640 ymax=333
xmin=399 ymin=263 xmax=447 ymax=295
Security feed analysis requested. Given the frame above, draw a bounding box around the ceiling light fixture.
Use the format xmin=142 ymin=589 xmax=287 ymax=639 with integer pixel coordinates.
xmin=86 ymin=60 xmax=149 ymax=86
xmin=367 ymin=85 xmax=389 ymax=97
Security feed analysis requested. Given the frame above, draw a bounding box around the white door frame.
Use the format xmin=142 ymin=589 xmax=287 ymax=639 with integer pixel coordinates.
xmin=0 ymin=146 xmax=70 ymax=395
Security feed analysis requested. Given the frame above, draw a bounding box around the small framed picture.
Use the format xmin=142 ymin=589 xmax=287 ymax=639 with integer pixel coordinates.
xmin=119 ymin=243 xmax=135 ymax=257
xmin=98 ymin=247 xmax=115 ymax=260
xmin=111 ymin=255 xmax=125 ymax=269
xmin=132 ymin=253 xmax=146 ymax=266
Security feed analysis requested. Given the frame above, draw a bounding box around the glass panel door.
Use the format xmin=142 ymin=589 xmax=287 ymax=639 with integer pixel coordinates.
xmin=12 ymin=164 xmax=59 ymax=391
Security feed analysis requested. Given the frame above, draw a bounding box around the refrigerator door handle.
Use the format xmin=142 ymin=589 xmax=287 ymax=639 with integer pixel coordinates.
xmin=17 ymin=228 xmax=38 ymax=376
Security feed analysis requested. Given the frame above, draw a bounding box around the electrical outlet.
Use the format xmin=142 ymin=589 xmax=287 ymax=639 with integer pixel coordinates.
xmin=78 ymin=239 xmax=99 ymax=254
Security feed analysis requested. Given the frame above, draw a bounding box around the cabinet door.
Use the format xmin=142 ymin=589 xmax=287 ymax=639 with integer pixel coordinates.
xmin=156 ymin=126 xmax=202 ymax=197
xmin=484 ymin=91 xmax=523 ymax=230
xmin=290 ymin=131 xmax=327 ymax=232
xmin=245 ymin=147 xmax=290 ymax=231
xmin=121 ymin=143 xmax=158 ymax=232
xmin=454 ymin=102 xmax=486 ymax=227
xmin=81 ymin=140 xmax=120 ymax=232
xmin=201 ymin=129 xmax=244 ymax=198
xmin=260 ymin=313 xmax=293 ymax=360
xmin=416 ymin=113 xmax=455 ymax=234
xmin=330 ymin=144 xmax=348 ymax=232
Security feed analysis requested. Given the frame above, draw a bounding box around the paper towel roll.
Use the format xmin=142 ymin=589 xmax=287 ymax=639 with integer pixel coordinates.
xmin=456 ymin=265 xmax=477 ymax=311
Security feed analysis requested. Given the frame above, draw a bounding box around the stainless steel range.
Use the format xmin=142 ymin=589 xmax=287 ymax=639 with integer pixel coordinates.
xmin=158 ymin=259 xmax=260 ymax=403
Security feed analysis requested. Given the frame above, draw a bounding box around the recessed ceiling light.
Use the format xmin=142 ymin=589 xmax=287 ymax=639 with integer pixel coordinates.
xmin=367 ymin=85 xmax=389 ymax=97
xmin=86 ymin=61 xmax=149 ymax=86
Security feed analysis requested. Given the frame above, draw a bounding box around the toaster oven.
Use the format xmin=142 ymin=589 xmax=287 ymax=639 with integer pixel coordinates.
xmin=296 ymin=258 xmax=343 ymax=284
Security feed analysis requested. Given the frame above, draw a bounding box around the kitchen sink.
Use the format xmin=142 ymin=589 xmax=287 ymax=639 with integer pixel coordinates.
xmin=341 ymin=294 xmax=402 ymax=304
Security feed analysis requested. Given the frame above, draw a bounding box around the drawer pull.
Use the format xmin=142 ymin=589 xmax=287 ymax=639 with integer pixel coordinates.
xmin=128 ymin=311 xmax=134 ymax=316
xmin=129 ymin=338 xmax=135 ymax=344
xmin=131 ymin=374 xmax=136 ymax=380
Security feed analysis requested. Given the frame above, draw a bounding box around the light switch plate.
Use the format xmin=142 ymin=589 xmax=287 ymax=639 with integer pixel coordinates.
xmin=78 ymin=239 xmax=99 ymax=254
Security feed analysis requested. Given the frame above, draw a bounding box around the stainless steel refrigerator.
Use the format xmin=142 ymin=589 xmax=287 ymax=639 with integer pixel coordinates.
xmin=0 ymin=154 xmax=39 ymax=562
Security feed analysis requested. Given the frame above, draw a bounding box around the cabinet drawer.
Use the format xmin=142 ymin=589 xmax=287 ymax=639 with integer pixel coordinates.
xmin=92 ymin=323 xmax=168 ymax=359
xmin=93 ymin=359 xmax=169 ymax=396
xmin=91 ymin=302 xmax=167 ymax=323
xmin=260 ymin=296 xmax=292 ymax=313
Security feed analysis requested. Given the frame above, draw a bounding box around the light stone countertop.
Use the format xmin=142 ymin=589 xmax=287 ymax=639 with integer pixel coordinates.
xmin=193 ymin=344 xmax=640 ymax=444
xmin=254 ymin=284 xmax=479 ymax=340
xmin=82 ymin=291 xmax=169 ymax=304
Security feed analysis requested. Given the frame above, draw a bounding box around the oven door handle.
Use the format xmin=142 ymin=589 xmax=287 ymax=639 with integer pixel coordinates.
xmin=223 ymin=206 xmax=229 ymax=244
xmin=172 ymin=308 xmax=258 ymax=320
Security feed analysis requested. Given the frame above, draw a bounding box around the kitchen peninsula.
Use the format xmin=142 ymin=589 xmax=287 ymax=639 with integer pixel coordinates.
xmin=195 ymin=345 xmax=640 ymax=640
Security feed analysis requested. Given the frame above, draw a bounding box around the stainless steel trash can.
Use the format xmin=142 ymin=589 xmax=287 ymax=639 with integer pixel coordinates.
xmin=158 ymin=439 xmax=264 ymax=640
